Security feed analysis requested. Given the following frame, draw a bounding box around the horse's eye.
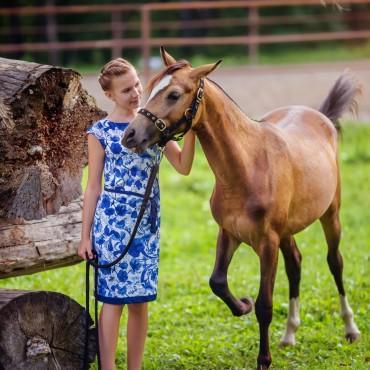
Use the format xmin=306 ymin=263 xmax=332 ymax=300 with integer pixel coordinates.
xmin=167 ymin=92 xmax=180 ymax=101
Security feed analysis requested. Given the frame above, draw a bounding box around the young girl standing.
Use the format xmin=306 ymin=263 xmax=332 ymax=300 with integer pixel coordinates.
xmin=78 ymin=58 xmax=195 ymax=370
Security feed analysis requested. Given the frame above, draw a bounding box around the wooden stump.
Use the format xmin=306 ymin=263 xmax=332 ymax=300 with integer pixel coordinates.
xmin=0 ymin=289 xmax=96 ymax=370
xmin=0 ymin=57 xmax=105 ymax=222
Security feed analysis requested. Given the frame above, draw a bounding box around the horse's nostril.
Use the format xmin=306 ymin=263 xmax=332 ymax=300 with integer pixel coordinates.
xmin=122 ymin=128 xmax=138 ymax=148
xmin=127 ymin=128 xmax=135 ymax=139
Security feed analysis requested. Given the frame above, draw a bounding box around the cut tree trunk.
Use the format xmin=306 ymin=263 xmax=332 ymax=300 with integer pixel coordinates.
xmin=0 ymin=57 xmax=105 ymax=222
xmin=0 ymin=289 xmax=96 ymax=370
xmin=0 ymin=198 xmax=83 ymax=279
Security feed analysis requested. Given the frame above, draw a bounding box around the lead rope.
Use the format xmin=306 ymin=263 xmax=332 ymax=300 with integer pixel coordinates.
xmin=84 ymin=147 xmax=164 ymax=370
xmin=84 ymin=260 xmax=90 ymax=369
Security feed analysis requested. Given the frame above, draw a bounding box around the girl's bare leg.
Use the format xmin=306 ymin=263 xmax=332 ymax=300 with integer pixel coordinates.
xmin=127 ymin=303 xmax=148 ymax=370
xmin=99 ymin=303 xmax=124 ymax=370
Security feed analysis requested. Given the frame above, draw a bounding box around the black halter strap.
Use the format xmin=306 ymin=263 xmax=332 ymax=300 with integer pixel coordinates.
xmin=138 ymin=78 xmax=204 ymax=147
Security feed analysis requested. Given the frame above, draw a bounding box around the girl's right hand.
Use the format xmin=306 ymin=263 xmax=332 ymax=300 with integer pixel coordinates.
xmin=78 ymin=238 xmax=94 ymax=260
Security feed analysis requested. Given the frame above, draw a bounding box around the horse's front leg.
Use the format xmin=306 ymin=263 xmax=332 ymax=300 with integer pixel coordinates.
xmin=209 ymin=228 xmax=253 ymax=316
xmin=255 ymin=233 xmax=280 ymax=370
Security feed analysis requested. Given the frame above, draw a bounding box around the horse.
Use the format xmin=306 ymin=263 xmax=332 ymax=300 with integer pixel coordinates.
xmin=121 ymin=47 xmax=361 ymax=369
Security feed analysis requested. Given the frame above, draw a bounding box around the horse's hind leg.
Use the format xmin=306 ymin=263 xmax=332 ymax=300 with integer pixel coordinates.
xmin=320 ymin=202 xmax=360 ymax=342
xmin=279 ymin=236 xmax=302 ymax=346
xmin=209 ymin=228 xmax=253 ymax=316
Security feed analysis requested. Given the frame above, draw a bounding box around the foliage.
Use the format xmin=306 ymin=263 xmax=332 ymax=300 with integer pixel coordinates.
xmin=0 ymin=123 xmax=369 ymax=369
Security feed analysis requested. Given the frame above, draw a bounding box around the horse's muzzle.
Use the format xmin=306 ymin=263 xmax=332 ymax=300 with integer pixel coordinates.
xmin=121 ymin=128 xmax=148 ymax=153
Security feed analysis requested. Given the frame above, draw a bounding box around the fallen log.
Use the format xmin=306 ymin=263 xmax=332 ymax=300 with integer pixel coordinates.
xmin=0 ymin=59 xmax=99 ymax=369
xmin=0 ymin=289 xmax=96 ymax=369
xmin=0 ymin=57 xmax=105 ymax=222
xmin=0 ymin=198 xmax=83 ymax=279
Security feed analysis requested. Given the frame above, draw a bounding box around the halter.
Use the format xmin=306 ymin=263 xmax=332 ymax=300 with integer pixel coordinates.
xmin=138 ymin=78 xmax=204 ymax=147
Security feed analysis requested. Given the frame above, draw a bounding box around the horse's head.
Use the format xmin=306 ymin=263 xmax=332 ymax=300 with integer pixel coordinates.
xmin=121 ymin=47 xmax=221 ymax=153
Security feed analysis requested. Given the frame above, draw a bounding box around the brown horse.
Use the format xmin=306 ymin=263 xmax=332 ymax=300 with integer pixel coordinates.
xmin=121 ymin=48 xmax=361 ymax=369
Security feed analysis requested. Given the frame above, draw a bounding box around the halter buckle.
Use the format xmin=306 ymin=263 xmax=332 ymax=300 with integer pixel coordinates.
xmin=196 ymin=87 xmax=204 ymax=101
xmin=155 ymin=118 xmax=166 ymax=132
xmin=184 ymin=108 xmax=193 ymax=120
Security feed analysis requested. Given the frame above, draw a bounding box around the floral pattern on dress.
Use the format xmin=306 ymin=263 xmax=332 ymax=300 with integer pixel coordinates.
xmin=87 ymin=119 xmax=161 ymax=304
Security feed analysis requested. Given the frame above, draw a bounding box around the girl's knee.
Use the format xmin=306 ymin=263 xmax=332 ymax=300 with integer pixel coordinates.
xmin=101 ymin=302 xmax=124 ymax=317
xmin=128 ymin=302 xmax=148 ymax=315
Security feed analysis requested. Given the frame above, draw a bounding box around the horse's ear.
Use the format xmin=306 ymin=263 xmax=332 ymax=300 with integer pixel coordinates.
xmin=160 ymin=46 xmax=177 ymax=66
xmin=189 ymin=60 xmax=222 ymax=80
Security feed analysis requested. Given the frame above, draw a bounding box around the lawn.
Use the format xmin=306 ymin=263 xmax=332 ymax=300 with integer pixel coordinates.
xmin=67 ymin=42 xmax=370 ymax=75
xmin=0 ymin=123 xmax=369 ymax=369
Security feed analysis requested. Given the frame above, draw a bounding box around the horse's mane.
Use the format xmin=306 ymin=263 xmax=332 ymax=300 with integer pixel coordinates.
xmin=206 ymin=78 xmax=245 ymax=114
xmin=207 ymin=78 xmax=263 ymax=123
xmin=146 ymin=60 xmax=191 ymax=93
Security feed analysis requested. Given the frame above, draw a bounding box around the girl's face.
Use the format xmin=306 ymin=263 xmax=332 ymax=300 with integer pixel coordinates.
xmin=105 ymin=68 xmax=143 ymax=110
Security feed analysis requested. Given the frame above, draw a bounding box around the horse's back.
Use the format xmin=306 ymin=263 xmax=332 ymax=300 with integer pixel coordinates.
xmin=261 ymin=105 xmax=337 ymax=148
xmin=261 ymin=105 xmax=338 ymax=166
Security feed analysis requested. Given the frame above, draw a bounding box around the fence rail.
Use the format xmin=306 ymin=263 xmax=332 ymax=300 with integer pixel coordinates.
xmin=2 ymin=12 xmax=370 ymax=36
xmin=1 ymin=0 xmax=370 ymax=76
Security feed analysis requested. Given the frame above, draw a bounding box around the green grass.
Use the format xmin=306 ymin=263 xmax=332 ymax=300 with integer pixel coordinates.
xmin=1 ymin=123 xmax=369 ymax=369
xmin=190 ymin=41 xmax=370 ymax=67
xmin=67 ymin=42 xmax=370 ymax=74
xmin=258 ymin=41 xmax=370 ymax=65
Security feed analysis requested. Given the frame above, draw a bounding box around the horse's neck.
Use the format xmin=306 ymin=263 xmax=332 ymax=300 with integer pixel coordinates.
xmin=195 ymin=81 xmax=262 ymax=187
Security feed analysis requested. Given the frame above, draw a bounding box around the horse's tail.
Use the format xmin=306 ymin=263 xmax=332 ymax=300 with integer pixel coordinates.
xmin=319 ymin=70 xmax=361 ymax=132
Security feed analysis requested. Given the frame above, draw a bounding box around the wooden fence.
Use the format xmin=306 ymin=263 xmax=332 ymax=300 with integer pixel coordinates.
xmin=1 ymin=0 xmax=370 ymax=77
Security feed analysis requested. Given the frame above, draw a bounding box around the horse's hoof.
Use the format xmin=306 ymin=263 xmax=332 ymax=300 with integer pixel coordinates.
xmin=256 ymin=363 xmax=270 ymax=370
xmin=279 ymin=338 xmax=295 ymax=347
xmin=346 ymin=331 xmax=360 ymax=343
xmin=241 ymin=297 xmax=254 ymax=313
xmin=232 ymin=297 xmax=253 ymax=316
xmin=279 ymin=332 xmax=296 ymax=347
xmin=257 ymin=354 xmax=271 ymax=369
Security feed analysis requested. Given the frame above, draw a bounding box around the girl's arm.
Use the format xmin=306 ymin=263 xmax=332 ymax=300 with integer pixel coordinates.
xmin=78 ymin=135 xmax=105 ymax=260
xmin=164 ymin=130 xmax=196 ymax=175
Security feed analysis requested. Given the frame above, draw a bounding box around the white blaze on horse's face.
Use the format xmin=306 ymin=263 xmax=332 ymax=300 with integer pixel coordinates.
xmin=147 ymin=75 xmax=172 ymax=102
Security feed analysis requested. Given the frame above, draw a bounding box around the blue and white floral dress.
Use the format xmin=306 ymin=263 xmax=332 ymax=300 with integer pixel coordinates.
xmin=87 ymin=118 xmax=161 ymax=304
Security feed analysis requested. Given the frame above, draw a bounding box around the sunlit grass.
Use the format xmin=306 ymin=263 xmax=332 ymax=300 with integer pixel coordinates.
xmin=1 ymin=123 xmax=369 ymax=369
xmin=68 ymin=42 xmax=370 ymax=74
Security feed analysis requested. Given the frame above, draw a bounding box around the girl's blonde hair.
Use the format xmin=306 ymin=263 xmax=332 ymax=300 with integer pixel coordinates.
xmin=98 ymin=58 xmax=135 ymax=91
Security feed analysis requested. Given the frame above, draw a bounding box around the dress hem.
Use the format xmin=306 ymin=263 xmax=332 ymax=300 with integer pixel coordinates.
xmin=96 ymin=293 xmax=157 ymax=304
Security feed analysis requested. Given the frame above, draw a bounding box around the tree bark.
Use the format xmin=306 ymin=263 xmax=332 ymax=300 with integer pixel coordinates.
xmin=0 ymin=198 xmax=84 ymax=279
xmin=0 ymin=57 xmax=105 ymax=222
xmin=0 ymin=289 xmax=96 ymax=370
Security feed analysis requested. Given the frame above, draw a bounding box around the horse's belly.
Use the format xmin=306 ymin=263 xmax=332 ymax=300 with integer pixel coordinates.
xmin=286 ymin=201 xmax=331 ymax=234
xmin=286 ymin=166 xmax=337 ymax=234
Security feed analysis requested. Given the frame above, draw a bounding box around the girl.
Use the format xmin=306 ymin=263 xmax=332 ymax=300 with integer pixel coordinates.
xmin=78 ymin=58 xmax=195 ymax=370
